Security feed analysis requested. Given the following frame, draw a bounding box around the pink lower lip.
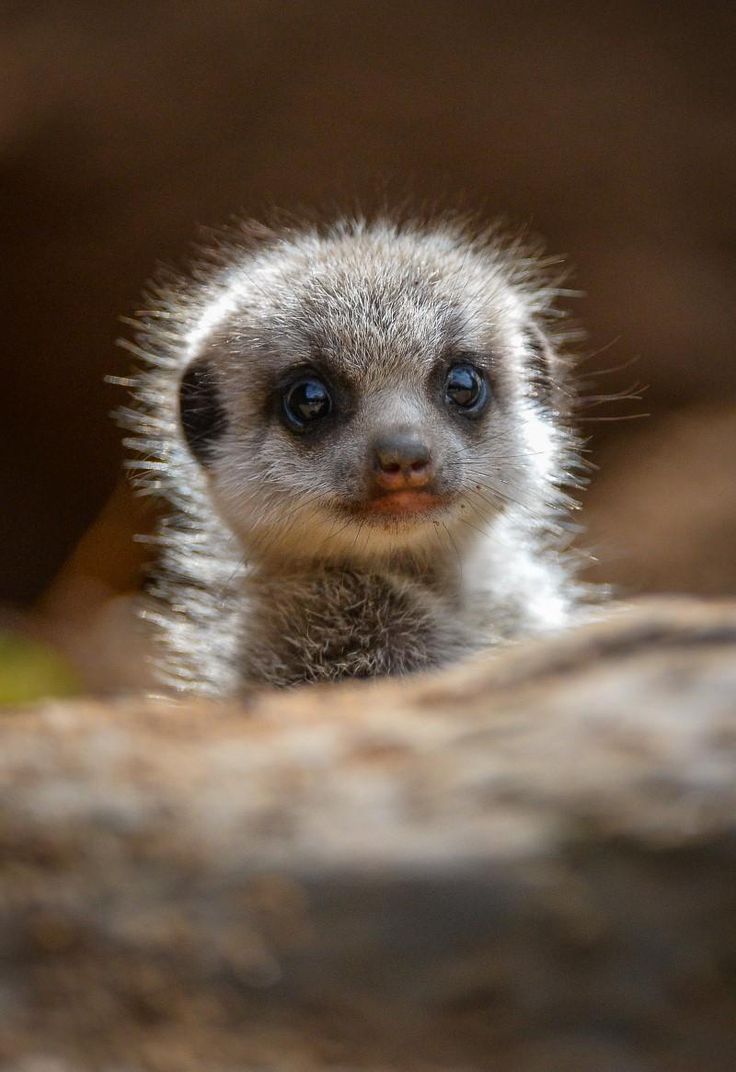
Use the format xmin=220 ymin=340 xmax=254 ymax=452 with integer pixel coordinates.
xmin=363 ymin=490 xmax=442 ymax=515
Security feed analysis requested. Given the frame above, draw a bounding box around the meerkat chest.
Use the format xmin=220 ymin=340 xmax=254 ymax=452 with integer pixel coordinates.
xmin=238 ymin=568 xmax=477 ymax=687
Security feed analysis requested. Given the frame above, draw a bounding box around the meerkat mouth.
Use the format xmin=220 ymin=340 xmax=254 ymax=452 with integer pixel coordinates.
xmin=345 ymin=489 xmax=449 ymax=524
xmin=367 ymin=490 xmax=441 ymax=513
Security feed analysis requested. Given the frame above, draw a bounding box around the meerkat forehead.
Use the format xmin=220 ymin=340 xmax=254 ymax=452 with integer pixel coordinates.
xmin=185 ymin=221 xmax=531 ymax=388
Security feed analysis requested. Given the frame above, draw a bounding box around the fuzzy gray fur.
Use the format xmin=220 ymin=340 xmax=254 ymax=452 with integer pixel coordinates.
xmin=119 ymin=215 xmax=592 ymax=695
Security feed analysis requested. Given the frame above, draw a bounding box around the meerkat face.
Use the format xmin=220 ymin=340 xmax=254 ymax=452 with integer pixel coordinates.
xmin=175 ymin=223 xmax=569 ymax=566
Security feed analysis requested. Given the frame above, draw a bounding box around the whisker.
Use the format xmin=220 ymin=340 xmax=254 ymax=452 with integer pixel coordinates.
xmin=576 ymin=413 xmax=650 ymax=423
xmin=576 ymin=335 xmax=624 ymax=367
xmin=456 ymin=515 xmax=491 ymax=541
xmin=440 ymin=521 xmax=463 ymax=575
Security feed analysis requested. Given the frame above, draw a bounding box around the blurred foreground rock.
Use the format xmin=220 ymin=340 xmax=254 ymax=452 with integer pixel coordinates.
xmin=1 ymin=598 xmax=736 ymax=1071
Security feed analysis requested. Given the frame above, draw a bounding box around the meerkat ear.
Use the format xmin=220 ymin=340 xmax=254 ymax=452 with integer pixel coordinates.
xmin=524 ymin=323 xmax=566 ymax=411
xmin=178 ymin=359 xmax=229 ymax=466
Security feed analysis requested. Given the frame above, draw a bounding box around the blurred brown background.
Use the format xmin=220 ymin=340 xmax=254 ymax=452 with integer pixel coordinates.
xmin=2 ymin=1 xmax=735 ymax=689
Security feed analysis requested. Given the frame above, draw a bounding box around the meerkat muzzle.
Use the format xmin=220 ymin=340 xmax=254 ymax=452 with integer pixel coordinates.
xmin=363 ymin=489 xmax=444 ymax=516
xmin=371 ymin=430 xmax=434 ymax=492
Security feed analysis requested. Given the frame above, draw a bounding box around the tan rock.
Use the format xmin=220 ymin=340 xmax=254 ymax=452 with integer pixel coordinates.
xmin=1 ymin=597 xmax=736 ymax=1069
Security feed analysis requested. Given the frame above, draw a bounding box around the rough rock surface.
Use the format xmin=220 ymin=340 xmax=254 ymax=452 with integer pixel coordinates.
xmin=1 ymin=598 xmax=736 ymax=1071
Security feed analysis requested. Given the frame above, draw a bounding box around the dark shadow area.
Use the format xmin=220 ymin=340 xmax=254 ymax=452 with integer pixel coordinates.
xmin=2 ymin=0 xmax=734 ymax=691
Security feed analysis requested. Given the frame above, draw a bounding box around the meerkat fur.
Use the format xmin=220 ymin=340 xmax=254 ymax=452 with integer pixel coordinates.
xmin=119 ymin=213 xmax=591 ymax=695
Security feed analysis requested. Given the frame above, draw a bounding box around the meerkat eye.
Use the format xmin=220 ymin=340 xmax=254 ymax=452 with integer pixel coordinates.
xmin=281 ymin=376 xmax=333 ymax=430
xmin=444 ymin=363 xmax=489 ymax=415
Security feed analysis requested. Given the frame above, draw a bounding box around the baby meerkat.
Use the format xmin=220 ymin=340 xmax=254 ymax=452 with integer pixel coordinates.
xmin=123 ymin=215 xmax=590 ymax=695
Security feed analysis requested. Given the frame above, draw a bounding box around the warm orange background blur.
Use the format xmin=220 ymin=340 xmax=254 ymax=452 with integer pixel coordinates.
xmin=3 ymin=2 xmax=735 ymax=689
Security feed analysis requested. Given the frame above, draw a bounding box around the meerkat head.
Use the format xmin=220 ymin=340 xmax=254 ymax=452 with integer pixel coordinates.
xmin=173 ymin=218 xmax=575 ymax=568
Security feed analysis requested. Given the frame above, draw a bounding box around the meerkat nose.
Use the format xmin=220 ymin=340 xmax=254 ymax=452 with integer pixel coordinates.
xmin=372 ymin=430 xmax=433 ymax=490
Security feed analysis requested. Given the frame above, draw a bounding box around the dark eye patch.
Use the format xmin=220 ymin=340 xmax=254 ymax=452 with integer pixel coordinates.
xmin=179 ymin=360 xmax=228 ymax=466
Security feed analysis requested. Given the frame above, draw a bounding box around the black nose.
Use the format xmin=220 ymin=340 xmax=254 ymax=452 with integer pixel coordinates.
xmin=374 ymin=431 xmax=430 ymax=472
xmin=372 ymin=430 xmax=433 ymax=489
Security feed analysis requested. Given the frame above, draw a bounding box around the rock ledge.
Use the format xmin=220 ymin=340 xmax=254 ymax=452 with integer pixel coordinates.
xmin=1 ymin=598 xmax=736 ymax=1071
